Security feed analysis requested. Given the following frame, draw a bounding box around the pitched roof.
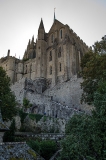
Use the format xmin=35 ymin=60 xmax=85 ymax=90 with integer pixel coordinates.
xmin=0 ymin=142 xmax=45 ymax=160
xmin=48 ymin=19 xmax=64 ymax=35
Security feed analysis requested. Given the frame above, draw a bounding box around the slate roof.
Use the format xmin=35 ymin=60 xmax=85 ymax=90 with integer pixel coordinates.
xmin=0 ymin=142 xmax=45 ymax=160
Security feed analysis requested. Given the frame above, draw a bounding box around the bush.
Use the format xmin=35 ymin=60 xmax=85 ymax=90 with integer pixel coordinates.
xmin=3 ymin=119 xmax=16 ymax=142
xmin=29 ymin=114 xmax=43 ymax=122
xmin=27 ymin=140 xmax=57 ymax=160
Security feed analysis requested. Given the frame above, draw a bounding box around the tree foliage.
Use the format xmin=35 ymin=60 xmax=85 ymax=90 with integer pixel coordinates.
xmin=27 ymin=140 xmax=57 ymax=160
xmin=81 ymin=36 xmax=106 ymax=104
xmin=59 ymin=82 xmax=106 ymax=159
xmin=0 ymin=67 xmax=17 ymax=120
xmin=59 ymin=36 xmax=106 ymax=159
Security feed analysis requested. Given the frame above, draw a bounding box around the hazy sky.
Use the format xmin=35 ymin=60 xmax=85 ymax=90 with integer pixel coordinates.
xmin=0 ymin=0 xmax=106 ymax=59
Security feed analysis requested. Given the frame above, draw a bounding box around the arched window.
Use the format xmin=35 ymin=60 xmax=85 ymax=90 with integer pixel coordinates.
xmin=50 ymin=66 xmax=52 ymax=75
xmin=51 ymin=34 xmax=54 ymax=43
xmin=49 ymin=51 xmax=52 ymax=61
xmin=59 ymin=63 xmax=62 ymax=72
xmin=58 ymin=47 xmax=61 ymax=57
xmin=60 ymin=29 xmax=62 ymax=39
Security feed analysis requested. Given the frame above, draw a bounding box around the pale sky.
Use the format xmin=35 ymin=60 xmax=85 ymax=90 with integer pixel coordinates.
xmin=0 ymin=0 xmax=106 ymax=59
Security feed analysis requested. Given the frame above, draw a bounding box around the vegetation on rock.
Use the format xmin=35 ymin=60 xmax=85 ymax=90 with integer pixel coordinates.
xmin=3 ymin=119 xmax=16 ymax=142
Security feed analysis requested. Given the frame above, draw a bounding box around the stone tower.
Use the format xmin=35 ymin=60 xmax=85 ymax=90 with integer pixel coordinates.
xmin=36 ymin=18 xmax=47 ymax=78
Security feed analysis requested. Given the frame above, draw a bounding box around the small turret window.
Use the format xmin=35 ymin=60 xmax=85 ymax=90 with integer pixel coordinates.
xmin=50 ymin=66 xmax=52 ymax=75
xmin=49 ymin=51 xmax=52 ymax=61
xmin=58 ymin=47 xmax=61 ymax=57
xmin=59 ymin=63 xmax=62 ymax=72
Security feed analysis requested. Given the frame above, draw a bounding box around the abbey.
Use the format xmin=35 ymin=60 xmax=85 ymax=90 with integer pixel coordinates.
xmin=0 ymin=17 xmax=88 ymax=87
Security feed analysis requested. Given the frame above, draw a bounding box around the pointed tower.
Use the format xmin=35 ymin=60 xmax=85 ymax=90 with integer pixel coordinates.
xmin=30 ymin=36 xmax=34 ymax=49
xmin=36 ymin=18 xmax=47 ymax=78
xmin=38 ymin=18 xmax=45 ymax=40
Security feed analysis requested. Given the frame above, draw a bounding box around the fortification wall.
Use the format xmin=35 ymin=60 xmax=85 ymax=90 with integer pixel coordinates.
xmin=44 ymin=76 xmax=82 ymax=109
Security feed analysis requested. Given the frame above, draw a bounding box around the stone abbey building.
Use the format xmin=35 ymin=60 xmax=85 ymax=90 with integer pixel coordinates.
xmin=0 ymin=17 xmax=88 ymax=87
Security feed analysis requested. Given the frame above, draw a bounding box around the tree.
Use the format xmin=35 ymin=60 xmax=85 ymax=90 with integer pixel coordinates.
xmin=0 ymin=67 xmax=17 ymax=120
xmin=59 ymin=80 xmax=106 ymax=160
xmin=80 ymin=36 xmax=106 ymax=104
xmin=59 ymin=114 xmax=94 ymax=160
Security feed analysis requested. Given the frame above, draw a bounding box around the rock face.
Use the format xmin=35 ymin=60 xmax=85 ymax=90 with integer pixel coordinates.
xmin=10 ymin=76 xmax=88 ymax=132
xmin=11 ymin=76 xmax=85 ymax=118
xmin=0 ymin=142 xmax=44 ymax=160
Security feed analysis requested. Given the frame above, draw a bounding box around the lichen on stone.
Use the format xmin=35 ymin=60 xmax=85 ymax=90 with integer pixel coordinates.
xmin=27 ymin=149 xmax=37 ymax=159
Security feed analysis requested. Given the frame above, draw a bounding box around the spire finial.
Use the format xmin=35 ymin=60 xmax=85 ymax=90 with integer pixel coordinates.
xmin=54 ymin=8 xmax=56 ymax=22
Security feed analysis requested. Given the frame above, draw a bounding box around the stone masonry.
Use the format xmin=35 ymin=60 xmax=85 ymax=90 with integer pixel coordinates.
xmin=0 ymin=17 xmax=88 ymax=87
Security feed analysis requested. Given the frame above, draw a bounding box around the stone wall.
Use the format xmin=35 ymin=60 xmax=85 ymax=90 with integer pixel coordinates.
xmin=44 ymin=75 xmax=82 ymax=109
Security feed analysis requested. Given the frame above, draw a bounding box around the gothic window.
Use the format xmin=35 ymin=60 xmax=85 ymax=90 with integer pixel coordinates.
xmin=59 ymin=63 xmax=62 ymax=72
xmin=49 ymin=51 xmax=52 ymax=61
xmin=58 ymin=47 xmax=61 ymax=57
xmin=26 ymin=65 xmax=27 ymax=73
xmin=51 ymin=34 xmax=54 ymax=43
xmin=50 ymin=66 xmax=52 ymax=75
xmin=60 ymin=29 xmax=62 ymax=39
xmin=33 ymin=51 xmax=36 ymax=58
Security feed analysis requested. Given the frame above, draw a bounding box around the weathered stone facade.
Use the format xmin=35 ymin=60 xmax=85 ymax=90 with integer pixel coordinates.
xmin=0 ymin=18 xmax=88 ymax=86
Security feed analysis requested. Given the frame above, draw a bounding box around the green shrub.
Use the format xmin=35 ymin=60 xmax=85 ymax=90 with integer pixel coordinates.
xmin=29 ymin=114 xmax=43 ymax=122
xmin=3 ymin=119 xmax=16 ymax=142
xmin=19 ymin=109 xmax=28 ymax=124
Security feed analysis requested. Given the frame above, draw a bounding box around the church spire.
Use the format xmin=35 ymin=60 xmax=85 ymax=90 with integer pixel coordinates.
xmin=54 ymin=8 xmax=56 ymax=22
xmin=39 ymin=18 xmax=44 ymax=29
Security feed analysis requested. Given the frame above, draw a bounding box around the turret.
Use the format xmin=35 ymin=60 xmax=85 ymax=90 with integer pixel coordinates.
xmin=27 ymin=39 xmax=30 ymax=50
xmin=38 ymin=18 xmax=45 ymax=40
xmin=30 ymin=36 xmax=34 ymax=49
xmin=7 ymin=49 xmax=10 ymax=57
